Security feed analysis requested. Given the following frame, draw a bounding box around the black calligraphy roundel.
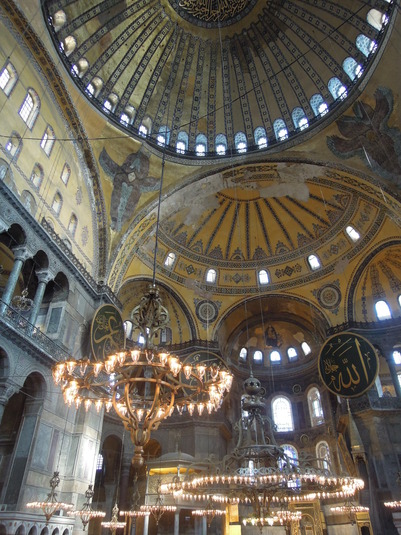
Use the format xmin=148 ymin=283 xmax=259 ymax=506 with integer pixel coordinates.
xmin=90 ymin=304 xmax=125 ymax=361
xmin=318 ymin=332 xmax=378 ymax=398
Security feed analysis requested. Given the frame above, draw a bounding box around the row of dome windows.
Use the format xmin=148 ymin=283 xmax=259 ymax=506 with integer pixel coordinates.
xmin=50 ymin=5 xmax=389 ymax=156
xmin=163 ymin=225 xmax=360 ymax=282
xmin=239 ymin=342 xmax=312 ymax=365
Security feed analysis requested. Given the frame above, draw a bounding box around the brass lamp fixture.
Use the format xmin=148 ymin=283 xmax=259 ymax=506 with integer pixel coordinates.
xmin=101 ymin=503 xmax=126 ymax=535
xmin=68 ymin=484 xmax=105 ymax=530
xmin=192 ymin=498 xmax=225 ymax=527
xmin=161 ymin=373 xmax=364 ymax=512
xmin=140 ymin=478 xmax=177 ymax=525
xmin=26 ymin=471 xmax=73 ymax=523
xmin=52 ymin=284 xmax=233 ymax=467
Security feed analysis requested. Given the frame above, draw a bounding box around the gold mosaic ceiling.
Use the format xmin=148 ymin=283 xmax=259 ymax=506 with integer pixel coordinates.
xmin=43 ymin=0 xmax=395 ymax=159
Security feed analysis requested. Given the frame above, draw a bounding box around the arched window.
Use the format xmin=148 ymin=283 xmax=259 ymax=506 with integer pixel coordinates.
xmin=356 ymin=35 xmax=377 ymax=57
xmin=86 ymin=76 xmax=102 ymax=97
xmin=328 ymin=77 xmax=347 ymax=100
xmin=343 ymin=57 xmax=363 ymax=81
xmin=367 ymin=9 xmax=388 ymax=31
xmin=206 ymin=268 xmax=217 ymax=283
xmin=307 ymin=254 xmax=321 ymax=270
xmin=258 ymin=269 xmax=269 ymax=285
xmin=301 ymin=341 xmax=311 ymax=355
xmin=157 ymin=126 xmax=170 ymax=146
xmin=310 ymin=94 xmax=328 ymax=117
xmin=239 ymin=347 xmax=247 ymax=361
xmin=398 ymin=295 xmax=401 ymax=308
xmin=40 ymin=125 xmax=55 ymax=156
xmin=270 ymin=350 xmax=281 ymax=363
xmin=160 ymin=327 xmax=172 ymax=344
xmin=120 ymin=106 xmax=135 ymax=126
xmin=254 ymin=127 xmax=268 ymax=148
xmin=61 ymin=163 xmax=70 ymax=185
xmin=72 ymin=58 xmax=89 ymax=78
xmin=138 ymin=124 xmax=148 ymax=137
xmin=235 ymin=132 xmax=247 ymax=153
xmin=52 ymin=192 xmax=63 ymax=215
xmin=164 ymin=251 xmax=176 ymax=268
xmin=52 ymin=9 xmax=67 ymax=31
xmin=344 ymin=226 xmax=360 ymax=242
xmin=287 ymin=347 xmax=297 ymax=360
xmin=19 ymin=89 xmax=40 ymax=128
xmin=292 ymin=107 xmax=309 ymax=130
xmin=176 ymin=131 xmax=188 ymax=154
xmin=196 ymin=134 xmax=207 ymax=156
xmin=68 ymin=214 xmax=78 ymax=236
xmin=0 ymin=61 xmax=18 ymax=96
xmin=5 ymin=132 xmax=22 ymax=159
xmin=307 ymin=387 xmax=324 ymax=426
xmin=272 ymin=396 xmax=294 ymax=432
xmin=273 ymin=119 xmax=288 ymax=141
xmin=30 ymin=164 xmax=43 ymax=189
xmin=375 ymin=300 xmax=391 ymax=320
xmin=215 ymin=133 xmax=227 ymax=155
xmin=61 ymin=35 xmax=76 ymax=56
xmin=316 ymin=441 xmax=331 ymax=471
xmin=124 ymin=320 xmax=133 ymax=340
xmin=279 ymin=445 xmax=300 ymax=487
xmin=393 ymin=350 xmax=401 ymax=365
xmin=253 ymin=350 xmax=263 ymax=363
xmin=96 ymin=453 xmax=104 ymax=470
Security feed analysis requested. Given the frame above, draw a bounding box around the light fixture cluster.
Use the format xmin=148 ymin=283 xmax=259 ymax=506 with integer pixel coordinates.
xmin=52 ymin=284 xmax=233 ymax=466
xmin=101 ymin=504 xmax=126 ymax=534
xmin=68 ymin=484 xmax=105 ymax=530
xmin=161 ymin=373 xmax=365 ymax=519
xmin=242 ymin=509 xmax=302 ymax=527
xmin=384 ymin=501 xmax=401 ymax=509
xmin=26 ymin=471 xmax=73 ymax=523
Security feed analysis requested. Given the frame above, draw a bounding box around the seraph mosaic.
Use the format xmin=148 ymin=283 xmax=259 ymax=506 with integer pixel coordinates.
xmin=99 ymin=147 xmax=159 ymax=232
xmin=327 ymin=87 xmax=401 ymax=184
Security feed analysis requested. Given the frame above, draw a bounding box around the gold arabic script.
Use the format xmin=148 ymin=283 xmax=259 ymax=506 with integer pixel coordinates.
xmin=178 ymin=0 xmax=249 ymax=22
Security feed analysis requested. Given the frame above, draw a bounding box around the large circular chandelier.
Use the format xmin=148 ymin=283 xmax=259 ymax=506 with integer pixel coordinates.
xmin=161 ymin=373 xmax=364 ymax=511
xmin=52 ymin=285 xmax=233 ymax=466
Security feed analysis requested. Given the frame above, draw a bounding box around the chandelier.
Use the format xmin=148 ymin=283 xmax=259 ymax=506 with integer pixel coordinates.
xmin=140 ymin=478 xmax=177 ymax=525
xmin=26 ymin=471 xmax=73 ymax=523
xmin=242 ymin=508 xmax=302 ymax=527
xmin=161 ymin=373 xmax=364 ymax=512
xmin=192 ymin=498 xmax=225 ymax=527
xmin=68 ymin=484 xmax=105 ymax=530
xmin=101 ymin=503 xmax=126 ymax=535
xmin=52 ymin=284 xmax=233 ymax=466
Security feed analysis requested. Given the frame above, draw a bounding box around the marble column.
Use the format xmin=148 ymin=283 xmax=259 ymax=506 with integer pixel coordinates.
xmin=28 ymin=269 xmax=53 ymax=327
xmin=0 ymin=246 xmax=30 ymax=315
xmin=174 ymin=510 xmax=180 ymax=535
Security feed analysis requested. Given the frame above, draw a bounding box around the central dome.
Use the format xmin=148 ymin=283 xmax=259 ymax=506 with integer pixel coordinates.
xmin=43 ymin=0 xmax=395 ymax=160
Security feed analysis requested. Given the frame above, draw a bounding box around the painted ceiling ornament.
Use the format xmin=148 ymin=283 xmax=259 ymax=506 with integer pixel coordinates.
xmin=99 ymin=147 xmax=159 ymax=232
xmin=327 ymin=87 xmax=401 ymax=184
xmin=169 ymin=0 xmax=257 ymax=27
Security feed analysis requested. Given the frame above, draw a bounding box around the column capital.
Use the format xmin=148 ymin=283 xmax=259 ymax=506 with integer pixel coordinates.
xmin=35 ymin=269 xmax=55 ymax=284
xmin=11 ymin=245 xmax=31 ymax=262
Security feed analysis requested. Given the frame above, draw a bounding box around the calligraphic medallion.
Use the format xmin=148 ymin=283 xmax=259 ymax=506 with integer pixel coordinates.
xmin=168 ymin=0 xmax=258 ymax=28
xmin=90 ymin=304 xmax=125 ymax=361
xmin=318 ymin=333 xmax=378 ymax=398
